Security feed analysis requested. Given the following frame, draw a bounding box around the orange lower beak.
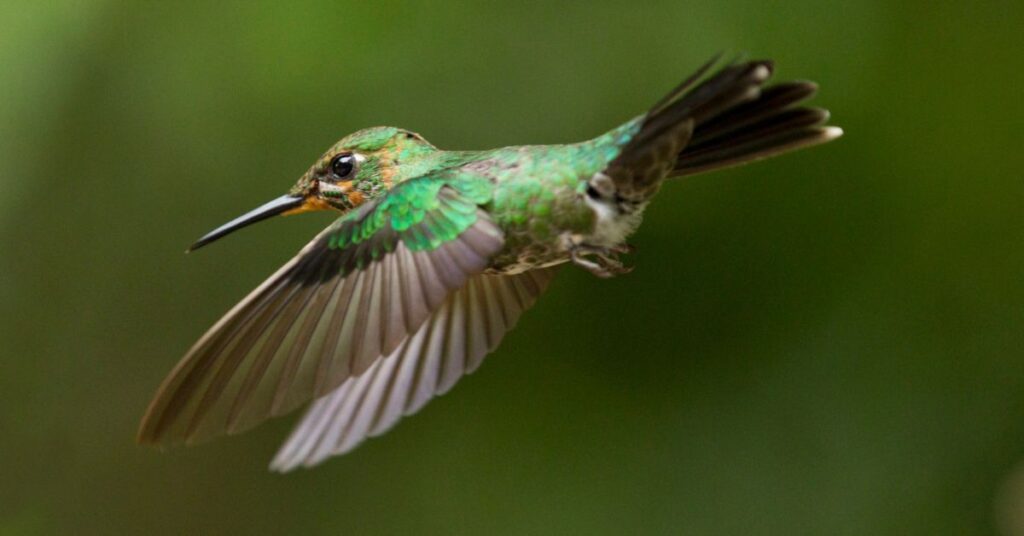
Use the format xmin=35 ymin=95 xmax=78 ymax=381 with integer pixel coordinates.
xmin=281 ymin=196 xmax=333 ymax=216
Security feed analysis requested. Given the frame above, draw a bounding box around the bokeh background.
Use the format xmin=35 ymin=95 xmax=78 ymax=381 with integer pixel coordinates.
xmin=2 ymin=1 xmax=1022 ymax=534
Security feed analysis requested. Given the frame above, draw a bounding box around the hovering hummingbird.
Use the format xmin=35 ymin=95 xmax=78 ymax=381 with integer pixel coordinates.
xmin=138 ymin=57 xmax=842 ymax=471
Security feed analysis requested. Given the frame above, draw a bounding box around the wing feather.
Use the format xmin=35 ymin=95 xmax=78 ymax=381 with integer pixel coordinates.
xmin=138 ymin=177 xmax=503 ymax=445
xmin=269 ymin=268 xmax=557 ymax=472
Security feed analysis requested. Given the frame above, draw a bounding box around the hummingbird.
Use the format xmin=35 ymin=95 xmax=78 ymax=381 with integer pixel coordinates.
xmin=138 ymin=57 xmax=842 ymax=471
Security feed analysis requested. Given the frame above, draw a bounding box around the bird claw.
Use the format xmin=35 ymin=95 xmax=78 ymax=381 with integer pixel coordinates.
xmin=611 ymin=243 xmax=636 ymax=254
xmin=571 ymin=244 xmax=634 ymax=278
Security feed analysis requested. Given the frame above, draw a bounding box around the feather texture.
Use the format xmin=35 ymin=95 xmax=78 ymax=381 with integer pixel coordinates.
xmin=270 ymin=268 xmax=557 ymax=471
xmin=136 ymin=58 xmax=842 ymax=469
xmin=602 ymin=57 xmax=841 ymax=196
xmin=137 ymin=177 xmax=503 ymax=445
xmin=604 ymin=59 xmax=773 ymax=202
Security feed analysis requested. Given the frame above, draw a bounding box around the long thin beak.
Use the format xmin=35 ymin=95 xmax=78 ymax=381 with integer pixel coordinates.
xmin=187 ymin=194 xmax=305 ymax=252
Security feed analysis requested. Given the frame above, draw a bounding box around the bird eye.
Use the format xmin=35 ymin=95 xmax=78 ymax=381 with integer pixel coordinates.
xmin=329 ymin=153 xmax=356 ymax=179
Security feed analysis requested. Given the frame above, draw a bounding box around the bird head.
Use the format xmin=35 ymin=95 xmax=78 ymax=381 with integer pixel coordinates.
xmin=187 ymin=127 xmax=437 ymax=251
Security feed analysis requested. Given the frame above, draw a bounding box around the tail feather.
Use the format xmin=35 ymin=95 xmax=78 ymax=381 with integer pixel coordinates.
xmin=674 ymin=125 xmax=842 ymax=177
xmin=681 ymin=62 xmax=774 ymax=124
xmin=601 ymin=56 xmax=841 ymax=202
xmin=688 ymin=81 xmax=819 ymax=145
xmin=634 ymin=61 xmax=773 ymax=152
xmin=671 ymin=65 xmax=841 ymax=177
xmin=691 ymin=107 xmax=831 ymax=153
xmin=675 ymin=79 xmax=840 ymax=176
xmin=605 ymin=59 xmax=777 ymax=201
xmin=646 ymin=53 xmax=722 ymax=114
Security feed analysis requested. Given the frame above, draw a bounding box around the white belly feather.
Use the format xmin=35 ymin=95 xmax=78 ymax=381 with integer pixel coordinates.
xmin=582 ymin=194 xmax=646 ymax=247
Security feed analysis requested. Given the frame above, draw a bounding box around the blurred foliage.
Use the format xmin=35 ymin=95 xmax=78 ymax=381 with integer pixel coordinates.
xmin=2 ymin=0 xmax=1023 ymax=534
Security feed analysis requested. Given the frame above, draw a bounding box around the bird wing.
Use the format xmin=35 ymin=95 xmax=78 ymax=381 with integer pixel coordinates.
xmin=270 ymin=267 xmax=558 ymax=471
xmin=138 ymin=174 xmax=505 ymax=445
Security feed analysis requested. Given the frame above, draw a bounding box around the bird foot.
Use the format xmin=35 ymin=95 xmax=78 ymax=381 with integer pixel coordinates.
xmin=610 ymin=243 xmax=636 ymax=255
xmin=570 ymin=244 xmax=634 ymax=278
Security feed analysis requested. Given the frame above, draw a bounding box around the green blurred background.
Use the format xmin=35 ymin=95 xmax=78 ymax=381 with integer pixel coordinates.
xmin=2 ymin=1 xmax=1022 ymax=534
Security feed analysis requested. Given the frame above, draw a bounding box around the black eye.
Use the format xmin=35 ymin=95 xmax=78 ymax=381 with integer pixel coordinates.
xmin=330 ymin=153 xmax=355 ymax=179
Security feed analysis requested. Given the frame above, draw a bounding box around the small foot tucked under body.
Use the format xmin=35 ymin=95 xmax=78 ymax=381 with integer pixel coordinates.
xmin=570 ymin=243 xmax=635 ymax=278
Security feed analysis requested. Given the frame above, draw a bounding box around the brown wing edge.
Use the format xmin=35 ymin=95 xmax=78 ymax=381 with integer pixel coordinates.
xmin=137 ymin=211 xmax=505 ymax=447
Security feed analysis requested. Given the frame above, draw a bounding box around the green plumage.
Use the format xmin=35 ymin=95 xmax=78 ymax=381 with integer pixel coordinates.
xmin=328 ymin=176 xmax=480 ymax=250
xmin=139 ymin=57 xmax=841 ymax=469
xmin=319 ymin=120 xmax=643 ymax=272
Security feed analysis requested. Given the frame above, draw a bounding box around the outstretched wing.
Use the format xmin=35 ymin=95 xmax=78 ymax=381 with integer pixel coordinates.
xmin=270 ymin=268 xmax=558 ymax=472
xmin=138 ymin=174 xmax=502 ymax=445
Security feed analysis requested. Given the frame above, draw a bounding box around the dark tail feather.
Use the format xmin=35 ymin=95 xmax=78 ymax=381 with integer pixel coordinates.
xmin=687 ymin=81 xmax=820 ymax=145
xmin=670 ymin=70 xmax=842 ymax=177
xmin=603 ymin=57 xmax=841 ymax=202
xmin=646 ymin=53 xmax=722 ymax=114
xmin=675 ymin=107 xmax=839 ymax=176
xmin=605 ymin=58 xmax=778 ymax=201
